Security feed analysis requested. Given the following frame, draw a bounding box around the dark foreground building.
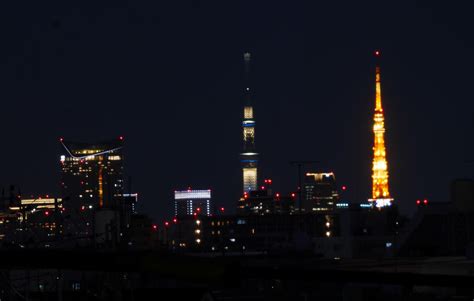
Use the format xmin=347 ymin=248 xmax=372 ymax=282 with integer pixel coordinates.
xmin=398 ymin=179 xmax=474 ymax=257
xmin=167 ymin=202 xmax=399 ymax=259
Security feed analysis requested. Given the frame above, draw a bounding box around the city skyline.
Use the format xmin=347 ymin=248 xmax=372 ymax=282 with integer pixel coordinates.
xmin=0 ymin=2 xmax=473 ymax=222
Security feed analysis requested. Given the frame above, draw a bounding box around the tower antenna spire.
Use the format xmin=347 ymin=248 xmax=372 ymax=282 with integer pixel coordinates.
xmin=374 ymin=50 xmax=383 ymax=112
xmin=244 ymin=52 xmax=252 ymax=106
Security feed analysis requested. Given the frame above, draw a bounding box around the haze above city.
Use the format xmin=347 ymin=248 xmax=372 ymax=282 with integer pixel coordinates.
xmin=0 ymin=1 xmax=473 ymax=221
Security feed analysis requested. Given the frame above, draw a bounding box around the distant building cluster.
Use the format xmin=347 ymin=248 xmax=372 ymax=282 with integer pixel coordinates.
xmin=0 ymin=137 xmax=155 ymax=249
xmin=0 ymin=51 xmax=472 ymax=266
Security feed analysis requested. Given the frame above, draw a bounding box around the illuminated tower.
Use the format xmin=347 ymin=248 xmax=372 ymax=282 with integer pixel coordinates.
xmin=241 ymin=52 xmax=258 ymax=192
xmin=369 ymin=51 xmax=393 ymax=207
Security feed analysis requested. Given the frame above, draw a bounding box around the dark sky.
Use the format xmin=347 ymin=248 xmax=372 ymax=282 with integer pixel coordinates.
xmin=0 ymin=1 xmax=473 ymax=221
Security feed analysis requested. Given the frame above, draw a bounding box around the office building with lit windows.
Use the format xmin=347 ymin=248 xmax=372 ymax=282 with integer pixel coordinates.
xmin=237 ymin=187 xmax=296 ymax=215
xmin=60 ymin=137 xmax=125 ymax=244
xmin=174 ymin=189 xmax=211 ymax=218
xmin=303 ymin=172 xmax=340 ymax=212
xmin=0 ymin=195 xmax=64 ymax=247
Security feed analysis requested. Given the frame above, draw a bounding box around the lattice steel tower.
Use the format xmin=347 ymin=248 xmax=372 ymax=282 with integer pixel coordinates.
xmin=241 ymin=52 xmax=258 ymax=192
xmin=369 ymin=51 xmax=393 ymax=207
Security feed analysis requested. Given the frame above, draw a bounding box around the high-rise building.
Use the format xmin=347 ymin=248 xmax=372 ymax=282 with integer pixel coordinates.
xmin=369 ymin=51 xmax=393 ymax=208
xmin=174 ymin=189 xmax=211 ymax=217
xmin=303 ymin=172 xmax=339 ymax=212
xmin=240 ymin=52 xmax=258 ymax=193
xmin=60 ymin=137 xmax=125 ymax=242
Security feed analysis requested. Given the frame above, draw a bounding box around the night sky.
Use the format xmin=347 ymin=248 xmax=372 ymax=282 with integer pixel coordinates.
xmin=0 ymin=1 xmax=473 ymax=221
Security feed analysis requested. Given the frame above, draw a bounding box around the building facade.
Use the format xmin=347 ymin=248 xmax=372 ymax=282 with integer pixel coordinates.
xmin=60 ymin=138 xmax=125 ymax=245
xmin=237 ymin=187 xmax=296 ymax=215
xmin=174 ymin=189 xmax=211 ymax=218
xmin=303 ymin=172 xmax=340 ymax=212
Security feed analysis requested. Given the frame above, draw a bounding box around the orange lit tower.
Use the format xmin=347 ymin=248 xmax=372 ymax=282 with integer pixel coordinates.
xmin=369 ymin=51 xmax=393 ymax=207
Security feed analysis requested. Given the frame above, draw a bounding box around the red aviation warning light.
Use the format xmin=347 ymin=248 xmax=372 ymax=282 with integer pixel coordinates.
xmin=375 ymin=50 xmax=380 ymax=56
xmin=119 ymin=136 xmax=124 ymax=141
xmin=342 ymin=186 xmax=347 ymax=191
xmin=152 ymin=224 xmax=158 ymax=231
xmin=416 ymin=199 xmax=429 ymax=208
xmin=291 ymin=193 xmax=296 ymax=198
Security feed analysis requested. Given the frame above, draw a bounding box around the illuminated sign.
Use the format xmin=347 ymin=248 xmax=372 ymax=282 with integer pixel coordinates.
xmin=174 ymin=190 xmax=211 ymax=200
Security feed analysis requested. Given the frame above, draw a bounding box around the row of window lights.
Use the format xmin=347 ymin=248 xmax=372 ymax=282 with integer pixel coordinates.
xmin=211 ymin=221 xmax=231 ymax=226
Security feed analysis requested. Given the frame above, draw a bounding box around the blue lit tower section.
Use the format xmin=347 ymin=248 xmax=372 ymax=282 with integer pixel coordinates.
xmin=241 ymin=52 xmax=258 ymax=192
xmin=174 ymin=189 xmax=211 ymax=217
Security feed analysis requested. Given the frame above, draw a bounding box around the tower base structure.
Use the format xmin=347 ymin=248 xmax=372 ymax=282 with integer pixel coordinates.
xmin=368 ymin=198 xmax=394 ymax=208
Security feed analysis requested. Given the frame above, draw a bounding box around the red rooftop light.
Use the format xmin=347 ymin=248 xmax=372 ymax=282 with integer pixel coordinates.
xmin=220 ymin=207 xmax=225 ymax=212
xmin=173 ymin=218 xmax=177 ymax=223
xmin=375 ymin=50 xmax=380 ymax=56
xmin=119 ymin=136 xmax=124 ymax=141
xmin=423 ymin=199 xmax=428 ymax=205
xmin=342 ymin=186 xmax=347 ymax=191
xmin=164 ymin=221 xmax=169 ymax=227
xmin=152 ymin=224 xmax=158 ymax=230
xmin=416 ymin=200 xmax=421 ymax=205
xmin=291 ymin=193 xmax=296 ymax=198
xmin=59 ymin=137 xmax=64 ymax=142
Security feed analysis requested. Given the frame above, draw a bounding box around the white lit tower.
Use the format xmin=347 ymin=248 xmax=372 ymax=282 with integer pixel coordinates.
xmin=241 ymin=52 xmax=258 ymax=192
